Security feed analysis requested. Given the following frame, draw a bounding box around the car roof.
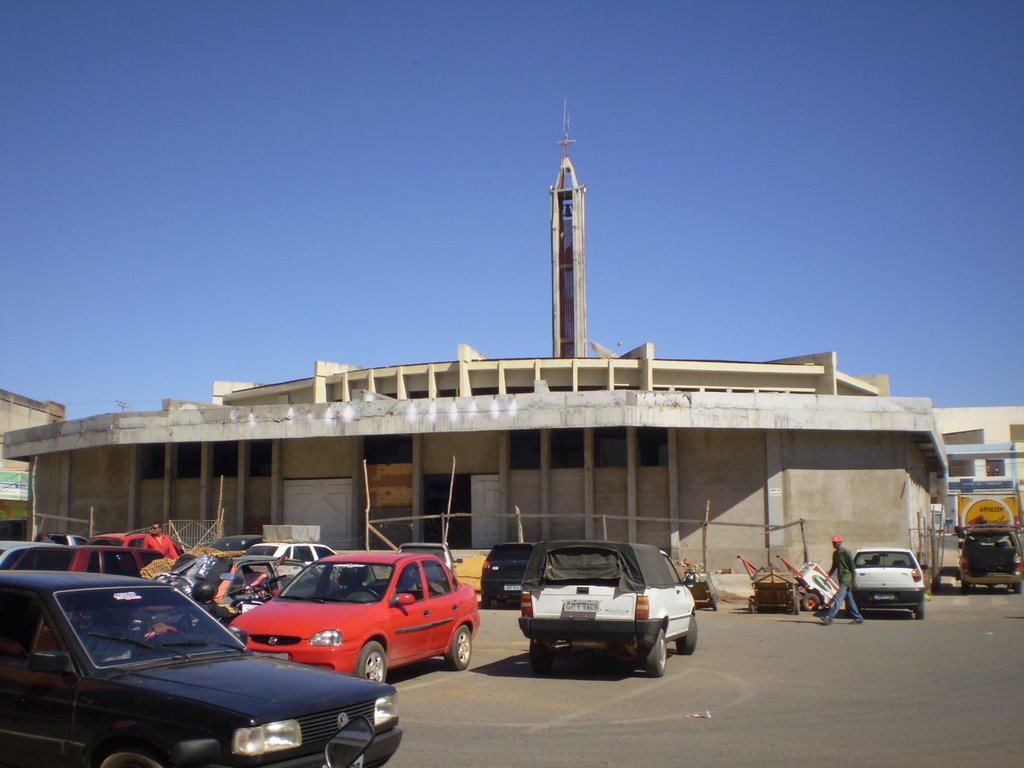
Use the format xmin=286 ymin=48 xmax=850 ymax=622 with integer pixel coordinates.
xmin=0 ymin=570 xmax=156 ymax=590
xmin=321 ymin=552 xmax=435 ymax=566
xmin=855 ymin=547 xmax=914 ymax=554
xmin=0 ymin=540 xmax=61 ymax=549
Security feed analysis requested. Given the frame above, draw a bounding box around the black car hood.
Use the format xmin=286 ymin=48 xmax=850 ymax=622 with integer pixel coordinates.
xmin=124 ymin=655 xmax=389 ymax=717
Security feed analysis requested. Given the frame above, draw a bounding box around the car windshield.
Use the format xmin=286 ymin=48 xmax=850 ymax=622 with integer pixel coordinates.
xmin=57 ymin=585 xmax=245 ymax=668
xmin=279 ymin=562 xmax=394 ymax=603
xmin=965 ymin=532 xmax=1014 ymax=548
xmin=854 ymin=552 xmax=916 ymax=568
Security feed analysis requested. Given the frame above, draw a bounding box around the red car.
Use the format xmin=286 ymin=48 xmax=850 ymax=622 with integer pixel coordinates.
xmin=1 ymin=544 xmax=164 ymax=577
xmin=232 ymin=552 xmax=480 ymax=682
xmin=88 ymin=532 xmax=182 ymax=558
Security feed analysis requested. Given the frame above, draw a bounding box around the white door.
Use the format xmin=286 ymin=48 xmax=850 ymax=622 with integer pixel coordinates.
xmin=283 ymin=479 xmax=352 ymax=550
xmin=471 ymin=475 xmax=502 ymax=548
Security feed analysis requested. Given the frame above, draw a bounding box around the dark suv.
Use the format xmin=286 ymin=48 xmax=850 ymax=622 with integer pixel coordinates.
xmin=480 ymin=542 xmax=535 ymax=608
xmin=959 ymin=526 xmax=1023 ymax=594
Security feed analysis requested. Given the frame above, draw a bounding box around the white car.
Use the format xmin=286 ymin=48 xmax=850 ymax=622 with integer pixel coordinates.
xmin=245 ymin=541 xmax=336 ymax=564
xmin=852 ymin=547 xmax=926 ymax=620
xmin=518 ymin=540 xmax=697 ymax=677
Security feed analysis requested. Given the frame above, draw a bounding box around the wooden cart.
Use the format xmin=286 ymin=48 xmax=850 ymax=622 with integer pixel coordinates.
xmin=738 ymin=556 xmax=800 ymax=615
xmin=685 ymin=568 xmax=720 ymax=611
xmin=776 ymin=554 xmax=840 ymax=612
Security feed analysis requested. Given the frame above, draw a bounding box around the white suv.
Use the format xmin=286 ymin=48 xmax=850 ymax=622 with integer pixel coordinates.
xmin=852 ymin=547 xmax=926 ymax=620
xmin=518 ymin=540 xmax=697 ymax=677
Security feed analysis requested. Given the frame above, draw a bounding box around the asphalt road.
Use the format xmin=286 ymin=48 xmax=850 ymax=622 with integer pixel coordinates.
xmin=384 ymin=589 xmax=1024 ymax=768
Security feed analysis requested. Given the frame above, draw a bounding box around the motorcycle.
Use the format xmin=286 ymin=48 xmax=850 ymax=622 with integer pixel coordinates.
xmin=159 ymin=552 xmax=297 ymax=623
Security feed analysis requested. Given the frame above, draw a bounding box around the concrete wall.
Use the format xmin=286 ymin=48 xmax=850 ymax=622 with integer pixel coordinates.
xmin=69 ymin=446 xmax=133 ymax=533
xmin=550 ymin=469 xmax=584 ymax=539
xmin=637 ymin=466 xmax=670 ymax=547
xmin=509 ymin=470 xmax=541 ymax=542
xmin=19 ymin=423 xmax=936 ymax=563
xmin=677 ymin=429 xmax=767 ymax=569
xmin=422 ymin=432 xmax=499 ymax=474
xmin=281 ymin=437 xmax=357 ymax=479
xmin=594 ymin=467 xmax=628 ymax=541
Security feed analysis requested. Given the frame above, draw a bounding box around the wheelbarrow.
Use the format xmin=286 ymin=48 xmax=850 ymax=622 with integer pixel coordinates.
xmin=776 ymin=554 xmax=840 ymax=613
xmin=683 ymin=565 xmax=719 ymax=611
xmin=738 ymin=555 xmax=800 ymax=615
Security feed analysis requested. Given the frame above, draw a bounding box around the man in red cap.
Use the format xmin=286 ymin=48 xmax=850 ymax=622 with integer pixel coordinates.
xmin=820 ymin=534 xmax=864 ymax=625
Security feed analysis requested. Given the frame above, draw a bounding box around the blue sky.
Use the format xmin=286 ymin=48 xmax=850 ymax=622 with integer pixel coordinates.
xmin=3 ymin=2 xmax=1021 ymax=420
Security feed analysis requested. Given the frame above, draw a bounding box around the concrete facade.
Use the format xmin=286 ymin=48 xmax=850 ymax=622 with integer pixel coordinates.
xmin=935 ymin=406 xmax=1024 ymax=527
xmin=4 ymin=353 xmax=945 ymax=569
xmin=0 ymin=389 xmax=64 ymax=527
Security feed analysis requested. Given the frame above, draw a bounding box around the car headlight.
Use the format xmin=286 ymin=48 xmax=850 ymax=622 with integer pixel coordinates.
xmin=310 ymin=629 xmax=343 ymax=646
xmin=375 ymin=693 xmax=399 ymax=726
xmin=232 ymin=719 xmax=302 ymax=755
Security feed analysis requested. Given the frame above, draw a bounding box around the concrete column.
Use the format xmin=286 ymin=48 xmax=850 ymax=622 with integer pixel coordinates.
xmin=584 ymin=428 xmax=594 ymax=539
xmin=200 ymin=443 xmax=211 ymax=521
xmin=352 ymin=437 xmax=365 ymax=548
xmin=58 ymin=451 xmax=71 ymax=522
xmin=163 ymin=443 xmax=175 ymax=524
xmin=765 ymin=432 xmax=784 ymax=550
xmin=128 ymin=446 xmax=140 ymax=531
xmin=541 ymin=429 xmax=551 ymax=540
xmin=668 ymin=430 xmax=681 ymax=559
xmin=270 ymin=439 xmax=282 ymax=525
xmin=236 ymin=441 xmax=249 ymax=536
xmin=627 ymin=427 xmax=638 ymax=542
xmin=412 ymin=434 xmax=423 ymax=540
xmin=498 ymin=431 xmax=510 ymax=541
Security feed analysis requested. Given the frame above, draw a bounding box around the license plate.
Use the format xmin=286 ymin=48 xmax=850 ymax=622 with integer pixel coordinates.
xmin=257 ymin=651 xmax=290 ymax=660
xmin=503 ymin=584 xmax=521 ymax=591
xmin=872 ymin=593 xmax=896 ymax=601
xmin=562 ymin=599 xmax=599 ymax=615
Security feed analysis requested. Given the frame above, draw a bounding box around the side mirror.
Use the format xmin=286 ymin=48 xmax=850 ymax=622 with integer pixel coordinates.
xmin=390 ymin=592 xmax=416 ymax=608
xmin=325 ymin=715 xmax=375 ymax=768
xmin=920 ymin=563 xmax=929 ymax=572
xmin=28 ymin=650 xmax=75 ymax=674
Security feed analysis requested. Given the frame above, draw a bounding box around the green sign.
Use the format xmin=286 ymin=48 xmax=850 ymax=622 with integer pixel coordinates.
xmin=0 ymin=470 xmax=28 ymax=501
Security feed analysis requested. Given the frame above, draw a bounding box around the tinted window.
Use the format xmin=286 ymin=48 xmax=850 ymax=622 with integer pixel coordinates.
xmin=0 ymin=591 xmax=39 ymax=660
xmin=395 ymin=563 xmax=424 ymax=601
xmin=12 ymin=548 xmax=74 ymax=570
xmin=102 ymin=551 xmax=141 ymax=576
xmin=422 ymin=559 xmax=453 ymax=597
xmin=489 ymin=544 xmax=534 ymax=559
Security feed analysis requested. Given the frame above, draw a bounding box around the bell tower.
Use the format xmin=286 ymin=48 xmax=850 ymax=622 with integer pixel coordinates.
xmin=551 ymin=106 xmax=587 ymax=358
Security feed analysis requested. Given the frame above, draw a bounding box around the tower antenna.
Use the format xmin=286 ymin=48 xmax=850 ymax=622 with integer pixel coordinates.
xmin=559 ymin=98 xmax=575 ymax=158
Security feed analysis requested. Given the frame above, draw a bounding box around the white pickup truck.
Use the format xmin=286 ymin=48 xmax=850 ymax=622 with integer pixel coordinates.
xmin=518 ymin=540 xmax=697 ymax=677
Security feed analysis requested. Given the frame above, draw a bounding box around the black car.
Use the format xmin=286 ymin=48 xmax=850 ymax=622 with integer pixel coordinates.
xmin=480 ymin=542 xmax=535 ymax=608
xmin=0 ymin=571 xmax=402 ymax=768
